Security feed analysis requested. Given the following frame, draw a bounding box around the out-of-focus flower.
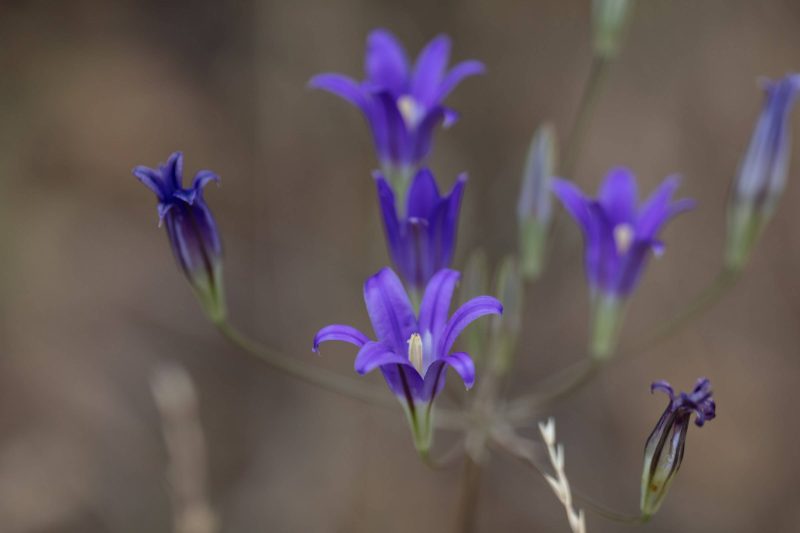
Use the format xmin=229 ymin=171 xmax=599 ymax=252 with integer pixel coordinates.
xmin=641 ymin=378 xmax=716 ymax=518
xmin=726 ymin=74 xmax=800 ymax=271
xmin=552 ymin=168 xmax=694 ymax=359
xmin=517 ymin=123 xmax=557 ymax=279
xmin=375 ymin=168 xmax=466 ymax=297
xmin=133 ymin=152 xmax=226 ymax=322
xmin=592 ymin=0 xmax=635 ymax=59
xmin=310 ymin=29 xmax=484 ymax=199
xmin=313 ymin=268 xmax=502 ymax=452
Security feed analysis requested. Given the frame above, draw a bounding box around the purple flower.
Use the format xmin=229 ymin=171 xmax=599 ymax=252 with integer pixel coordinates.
xmin=726 ymin=74 xmax=800 ymax=270
xmin=552 ymin=168 xmax=694 ymax=300
xmin=313 ymin=268 xmax=502 ymax=451
xmin=133 ymin=152 xmax=226 ymax=322
xmin=375 ymin=168 xmax=466 ymax=295
xmin=310 ymin=29 xmax=484 ymax=181
xmin=641 ymin=378 xmax=716 ymax=517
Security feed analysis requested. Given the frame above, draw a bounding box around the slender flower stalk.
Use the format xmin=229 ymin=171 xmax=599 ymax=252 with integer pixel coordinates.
xmin=641 ymin=378 xmax=716 ymax=519
xmin=375 ymin=168 xmax=466 ymax=296
xmin=518 ymin=124 xmax=557 ymax=279
xmin=134 ymin=152 xmax=226 ymax=323
xmin=552 ymin=168 xmax=694 ymax=359
xmin=726 ymin=74 xmax=800 ymax=271
xmin=313 ymin=268 xmax=502 ymax=453
xmin=310 ymin=29 xmax=484 ymax=207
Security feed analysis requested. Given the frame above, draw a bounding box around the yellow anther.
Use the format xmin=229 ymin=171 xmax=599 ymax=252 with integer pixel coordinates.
xmin=397 ymin=95 xmax=422 ymax=128
xmin=407 ymin=333 xmax=424 ymax=373
xmin=613 ymin=223 xmax=634 ymax=254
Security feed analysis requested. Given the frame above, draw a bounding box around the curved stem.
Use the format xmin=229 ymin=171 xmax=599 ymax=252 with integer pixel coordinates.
xmin=561 ymin=56 xmax=611 ymax=179
xmin=216 ymin=320 xmax=393 ymax=406
xmin=630 ymin=267 xmax=741 ymax=355
xmin=215 ymin=320 xmax=465 ymax=429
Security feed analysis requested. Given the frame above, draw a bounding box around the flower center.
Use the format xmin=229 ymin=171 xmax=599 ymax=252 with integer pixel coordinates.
xmin=397 ymin=95 xmax=423 ymax=129
xmin=613 ymin=223 xmax=634 ymax=254
xmin=407 ymin=332 xmax=424 ymax=373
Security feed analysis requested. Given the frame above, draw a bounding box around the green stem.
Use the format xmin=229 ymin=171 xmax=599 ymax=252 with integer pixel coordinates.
xmin=561 ymin=56 xmax=611 ymax=179
xmin=631 ymin=267 xmax=741 ymax=355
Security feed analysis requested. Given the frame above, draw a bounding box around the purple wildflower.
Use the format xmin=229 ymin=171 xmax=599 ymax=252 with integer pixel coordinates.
xmin=375 ymin=168 xmax=466 ymax=295
xmin=313 ymin=268 xmax=502 ymax=451
xmin=641 ymin=378 xmax=716 ymax=517
xmin=310 ymin=29 xmax=484 ymax=183
xmin=726 ymin=74 xmax=800 ymax=270
xmin=552 ymin=167 xmax=694 ymax=300
xmin=133 ymin=152 xmax=226 ymax=322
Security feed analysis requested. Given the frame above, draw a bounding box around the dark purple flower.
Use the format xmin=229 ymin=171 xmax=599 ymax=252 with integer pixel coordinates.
xmin=375 ymin=168 xmax=466 ymax=295
xmin=133 ymin=152 xmax=226 ymax=322
xmin=313 ymin=268 xmax=502 ymax=451
xmin=640 ymin=378 xmax=716 ymax=517
xmin=552 ymin=167 xmax=694 ymax=300
xmin=726 ymin=74 xmax=800 ymax=270
xmin=309 ymin=29 xmax=484 ymax=182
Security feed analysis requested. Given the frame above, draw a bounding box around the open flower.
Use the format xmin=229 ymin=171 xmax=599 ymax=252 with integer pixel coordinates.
xmin=726 ymin=74 xmax=800 ymax=270
xmin=375 ymin=168 xmax=466 ymax=295
xmin=313 ymin=268 xmax=502 ymax=451
xmin=310 ymin=29 xmax=484 ymax=192
xmin=552 ymin=168 xmax=694 ymax=358
xmin=641 ymin=378 xmax=716 ymax=518
xmin=133 ymin=152 xmax=226 ymax=322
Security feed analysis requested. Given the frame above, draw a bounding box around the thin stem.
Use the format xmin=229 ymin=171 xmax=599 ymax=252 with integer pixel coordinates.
xmin=454 ymin=456 xmax=483 ymax=533
xmin=505 ymin=359 xmax=602 ymax=424
xmin=561 ymin=56 xmax=611 ymax=179
xmin=630 ymin=267 xmax=741 ymax=355
xmin=215 ymin=320 xmax=465 ymax=429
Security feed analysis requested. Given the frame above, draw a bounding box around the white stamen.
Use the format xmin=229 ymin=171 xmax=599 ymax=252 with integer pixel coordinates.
xmin=613 ymin=223 xmax=634 ymax=254
xmin=407 ymin=333 xmax=424 ymax=373
xmin=397 ymin=95 xmax=423 ymax=128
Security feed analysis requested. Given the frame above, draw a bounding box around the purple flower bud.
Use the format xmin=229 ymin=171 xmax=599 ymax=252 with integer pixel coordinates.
xmin=641 ymin=378 xmax=716 ymax=518
xmin=309 ymin=29 xmax=484 ymax=194
xmin=726 ymin=74 xmax=800 ymax=270
xmin=313 ymin=268 xmax=502 ymax=452
xmin=133 ymin=152 xmax=226 ymax=322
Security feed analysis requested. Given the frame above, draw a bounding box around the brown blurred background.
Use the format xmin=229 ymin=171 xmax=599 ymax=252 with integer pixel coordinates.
xmin=1 ymin=0 xmax=800 ymax=531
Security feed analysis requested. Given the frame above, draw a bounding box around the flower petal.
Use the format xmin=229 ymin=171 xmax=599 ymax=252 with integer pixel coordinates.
xmin=599 ymin=167 xmax=638 ymax=225
xmin=418 ymin=269 xmax=460 ymax=341
xmin=551 ymin=178 xmax=594 ymax=235
xmin=363 ymin=267 xmax=418 ymax=353
xmin=313 ymin=324 xmax=370 ymax=352
xmin=434 ymin=60 xmax=485 ymax=102
xmin=437 ymin=174 xmax=467 ymax=269
xmin=421 ymin=352 xmax=475 ymax=402
xmin=406 ymin=168 xmax=441 ymax=219
xmin=636 ymin=175 xmax=693 ymax=239
xmin=133 ymin=165 xmax=167 ymax=200
xmin=410 ymin=106 xmax=446 ymax=162
xmin=354 ymin=341 xmax=413 ymax=375
xmin=365 ymin=29 xmax=409 ymax=94
xmin=164 ymin=151 xmax=183 ymax=190
xmin=411 ymin=34 xmax=451 ymax=105
xmin=439 ymin=296 xmax=503 ymax=355
xmin=309 ymin=73 xmax=370 ymax=110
